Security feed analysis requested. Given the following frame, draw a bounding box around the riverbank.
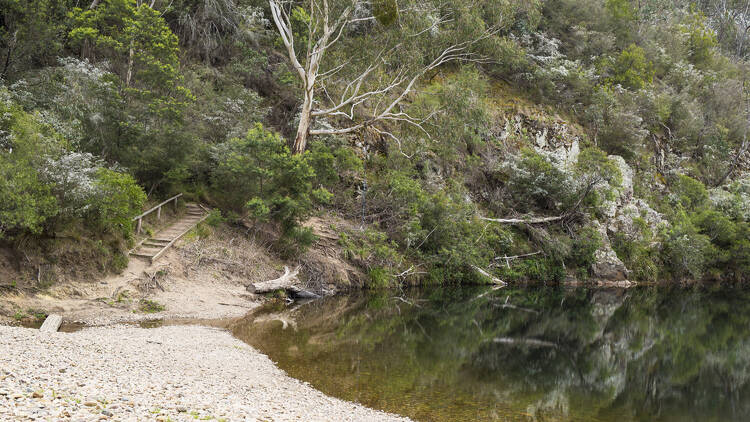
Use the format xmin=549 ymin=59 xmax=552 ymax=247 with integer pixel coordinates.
xmin=0 ymin=225 xmax=279 ymax=326
xmin=0 ymin=218 xmax=367 ymax=326
xmin=0 ymin=324 xmax=410 ymax=421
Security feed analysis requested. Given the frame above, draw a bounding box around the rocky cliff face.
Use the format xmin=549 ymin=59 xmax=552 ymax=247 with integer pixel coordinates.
xmin=513 ymin=111 xmax=668 ymax=282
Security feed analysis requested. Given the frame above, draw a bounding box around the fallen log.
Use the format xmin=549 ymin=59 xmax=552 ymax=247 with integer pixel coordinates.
xmin=248 ymin=266 xmax=300 ymax=294
xmin=480 ymin=179 xmax=598 ymax=225
xmin=471 ymin=265 xmax=506 ymax=286
xmin=288 ymin=286 xmax=320 ymax=299
xmin=493 ymin=337 xmax=557 ymax=348
xmin=480 ymin=215 xmax=563 ymax=224
xmin=40 ymin=314 xmax=62 ymax=333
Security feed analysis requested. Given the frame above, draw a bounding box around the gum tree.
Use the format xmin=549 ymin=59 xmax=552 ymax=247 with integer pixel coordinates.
xmin=268 ymin=0 xmax=499 ymax=153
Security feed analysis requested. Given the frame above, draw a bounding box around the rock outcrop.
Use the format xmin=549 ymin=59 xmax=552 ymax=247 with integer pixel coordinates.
xmin=505 ymin=111 xmax=670 ymax=282
xmin=590 ymin=220 xmax=629 ymax=281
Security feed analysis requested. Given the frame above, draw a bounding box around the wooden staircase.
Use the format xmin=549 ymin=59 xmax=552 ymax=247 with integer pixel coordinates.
xmin=130 ymin=203 xmax=209 ymax=263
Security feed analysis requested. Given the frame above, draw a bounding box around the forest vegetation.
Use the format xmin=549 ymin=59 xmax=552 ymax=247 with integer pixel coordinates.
xmin=2 ymin=0 xmax=750 ymax=287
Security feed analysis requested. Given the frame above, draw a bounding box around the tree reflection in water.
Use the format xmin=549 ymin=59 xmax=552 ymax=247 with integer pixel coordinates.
xmin=232 ymin=286 xmax=750 ymax=422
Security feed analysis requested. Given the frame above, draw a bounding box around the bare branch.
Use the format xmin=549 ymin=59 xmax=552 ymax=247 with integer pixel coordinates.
xmin=479 ymin=215 xmax=564 ymax=224
xmin=269 ymin=0 xmax=306 ymax=81
xmin=472 ymin=265 xmax=506 ymax=286
xmin=267 ymin=0 xmax=502 ymax=153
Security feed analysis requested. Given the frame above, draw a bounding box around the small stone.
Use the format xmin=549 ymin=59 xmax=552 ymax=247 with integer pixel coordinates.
xmin=84 ymin=401 xmax=98 ymax=407
xmin=32 ymin=391 xmax=43 ymax=398
xmin=177 ymin=406 xmax=187 ymax=412
xmin=101 ymin=410 xmax=113 ymax=416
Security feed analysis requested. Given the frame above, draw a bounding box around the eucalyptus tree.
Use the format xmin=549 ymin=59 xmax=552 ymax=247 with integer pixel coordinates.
xmin=268 ymin=0 xmax=501 ymax=153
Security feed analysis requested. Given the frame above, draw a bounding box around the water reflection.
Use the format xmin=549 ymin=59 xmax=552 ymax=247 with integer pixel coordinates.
xmin=231 ymin=286 xmax=750 ymax=422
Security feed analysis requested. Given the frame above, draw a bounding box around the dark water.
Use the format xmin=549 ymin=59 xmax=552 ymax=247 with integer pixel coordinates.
xmin=231 ymin=286 xmax=750 ymax=422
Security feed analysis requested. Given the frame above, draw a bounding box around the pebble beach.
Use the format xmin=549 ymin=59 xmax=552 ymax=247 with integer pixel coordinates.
xmin=0 ymin=325 xmax=410 ymax=421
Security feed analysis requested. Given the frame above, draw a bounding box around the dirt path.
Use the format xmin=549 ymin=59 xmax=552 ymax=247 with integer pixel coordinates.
xmin=0 ymin=226 xmax=279 ymax=326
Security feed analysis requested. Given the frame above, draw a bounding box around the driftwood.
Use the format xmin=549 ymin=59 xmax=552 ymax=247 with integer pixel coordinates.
xmin=493 ymin=337 xmax=557 ymax=348
xmin=248 ymin=266 xmax=300 ymax=294
xmin=288 ymin=287 xmax=320 ymax=299
xmin=494 ymin=251 xmax=542 ymax=268
xmin=471 ymin=265 xmax=506 ymax=286
xmin=480 ymin=215 xmax=563 ymax=224
xmin=247 ymin=266 xmax=321 ymax=299
xmin=40 ymin=314 xmax=62 ymax=332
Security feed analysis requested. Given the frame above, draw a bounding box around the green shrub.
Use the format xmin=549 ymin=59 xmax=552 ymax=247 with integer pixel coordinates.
xmin=680 ymin=8 xmax=717 ymax=68
xmin=139 ymin=299 xmax=165 ymax=313
xmin=367 ymin=267 xmax=391 ymax=289
xmin=339 ymin=228 xmax=404 ymax=282
xmin=275 ymin=225 xmax=316 ymax=259
xmin=568 ymin=227 xmax=602 ymax=272
xmin=504 ymin=149 xmax=571 ymax=213
xmin=205 ymin=209 xmax=224 ymax=227
xmin=0 ymin=90 xmax=59 ymax=238
xmin=603 ymin=44 xmax=654 ymax=90
xmin=671 ymin=174 xmax=709 ymax=210
xmin=693 ymin=210 xmax=736 ymax=248
xmin=663 ymin=213 xmax=716 ymax=280
xmin=0 ymin=157 xmax=58 ymax=238
xmin=111 ymin=252 xmax=129 ymax=273
xmin=611 ymin=232 xmax=659 ymax=282
xmin=498 ymin=257 xmax=566 ymax=284
xmin=729 ymin=237 xmax=750 ymax=281
xmin=90 ymin=168 xmax=147 ymax=238
xmin=210 ymin=123 xmax=329 ymax=255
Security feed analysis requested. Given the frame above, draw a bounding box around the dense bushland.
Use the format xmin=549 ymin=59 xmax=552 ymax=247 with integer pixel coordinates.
xmin=2 ymin=0 xmax=750 ymax=287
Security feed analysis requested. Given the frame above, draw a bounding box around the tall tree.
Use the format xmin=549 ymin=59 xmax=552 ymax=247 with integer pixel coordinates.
xmin=268 ymin=0 xmax=499 ymax=153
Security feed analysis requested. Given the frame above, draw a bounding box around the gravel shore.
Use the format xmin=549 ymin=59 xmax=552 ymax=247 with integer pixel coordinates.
xmin=0 ymin=325 xmax=410 ymax=421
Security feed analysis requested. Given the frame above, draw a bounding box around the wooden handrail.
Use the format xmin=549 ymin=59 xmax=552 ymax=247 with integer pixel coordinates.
xmin=132 ymin=193 xmax=183 ymax=221
xmin=132 ymin=193 xmax=183 ymax=234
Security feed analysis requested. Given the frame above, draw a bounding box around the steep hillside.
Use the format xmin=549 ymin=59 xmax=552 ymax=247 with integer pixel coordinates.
xmin=1 ymin=0 xmax=749 ymax=292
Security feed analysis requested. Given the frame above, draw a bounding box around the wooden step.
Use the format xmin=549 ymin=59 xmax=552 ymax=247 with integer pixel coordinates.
xmin=136 ymin=247 xmax=164 ymax=254
xmin=136 ymin=245 xmax=164 ymax=252
xmin=131 ymin=252 xmax=157 ymax=259
xmin=141 ymin=242 xmax=167 ymax=248
xmin=130 ymin=205 xmax=212 ymax=262
xmin=147 ymin=238 xmax=170 ymax=244
xmin=142 ymin=242 xmax=168 ymax=248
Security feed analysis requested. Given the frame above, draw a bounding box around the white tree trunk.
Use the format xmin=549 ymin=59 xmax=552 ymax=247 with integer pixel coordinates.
xmin=294 ymin=88 xmax=314 ymax=154
xmin=126 ymin=45 xmax=134 ymax=87
xmin=268 ymin=0 xmax=497 ymax=153
xmin=249 ymin=266 xmax=301 ymax=293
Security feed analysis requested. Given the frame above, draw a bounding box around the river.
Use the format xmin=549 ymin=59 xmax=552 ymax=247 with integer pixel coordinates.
xmin=232 ymin=285 xmax=750 ymax=422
